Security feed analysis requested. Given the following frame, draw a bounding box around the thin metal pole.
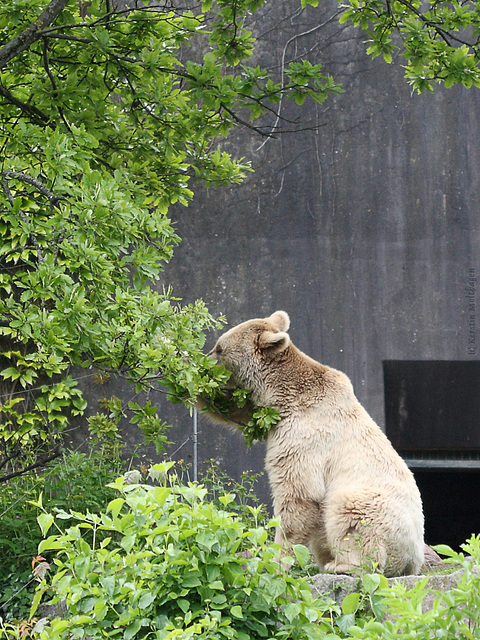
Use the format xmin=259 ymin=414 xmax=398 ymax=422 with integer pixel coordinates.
xmin=193 ymin=409 xmax=198 ymax=482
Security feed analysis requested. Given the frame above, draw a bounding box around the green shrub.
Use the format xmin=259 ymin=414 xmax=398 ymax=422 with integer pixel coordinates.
xmin=4 ymin=456 xmax=480 ymax=640
xmin=0 ymin=448 xmax=127 ymax=622
xmin=344 ymin=536 xmax=480 ymax=639
xmin=199 ymin=460 xmax=270 ymax=527
xmin=31 ymin=462 xmax=340 ymax=640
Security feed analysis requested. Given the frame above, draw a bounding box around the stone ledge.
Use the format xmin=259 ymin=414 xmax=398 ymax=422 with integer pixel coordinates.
xmin=311 ymin=564 xmax=480 ymax=612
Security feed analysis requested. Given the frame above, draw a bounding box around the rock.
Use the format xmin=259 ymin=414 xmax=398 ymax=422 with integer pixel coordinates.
xmin=311 ymin=572 xmax=358 ymax=605
xmin=310 ymin=564 xmax=480 ymax=613
xmin=422 ymin=543 xmax=443 ymax=569
xmin=36 ymin=599 xmax=68 ymax=619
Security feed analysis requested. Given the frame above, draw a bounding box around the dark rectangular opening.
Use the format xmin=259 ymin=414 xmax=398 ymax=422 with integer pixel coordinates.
xmin=383 ymin=360 xmax=480 ymax=452
xmin=414 ymin=470 xmax=480 ymax=549
xmin=383 ymin=361 xmax=480 ymax=549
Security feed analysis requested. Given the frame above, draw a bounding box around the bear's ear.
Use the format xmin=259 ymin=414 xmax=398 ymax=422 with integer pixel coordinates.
xmin=257 ymin=330 xmax=290 ymax=354
xmin=268 ymin=310 xmax=290 ymax=332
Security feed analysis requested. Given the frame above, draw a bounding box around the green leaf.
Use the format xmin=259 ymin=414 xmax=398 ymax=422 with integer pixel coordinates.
xmin=177 ymin=598 xmax=190 ymax=613
xmin=1 ymin=367 xmax=21 ymax=381
xmin=183 ymin=574 xmax=202 ymax=587
xmin=107 ymin=497 xmax=125 ymax=519
xmin=362 ymin=573 xmax=381 ymax=594
xmin=196 ymin=531 xmax=217 ymax=551
xmin=139 ymin=592 xmax=156 ymax=609
xmin=37 ymin=512 xmax=55 ymax=536
xmin=432 ymin=544 xmax=459 ymax=558
xmin=120 ymin=533 xmax=137 ymax=552
xmin=342 ymin=592 xmax=361 ymax=614
xmin=125 ymin=619 xmax=142 ymax=640
xmin=284 ymin=602 xmax=302 ymax=622
xmin=336 ymin=613 xmax=356 ymax=634
xmin=209 ymin=580 xmax=224 ymax=590
xmin=339 ymin=11 xmax=353 ymax=24
xmin=294 ymin=92 xmax=306 ymax=105
xmin=38 ymin=535 xmax=66 ymax=553
xmin=29 ymin=589 xmax=43 ymax=619
xmin=292 ymin=544 xmax=310 ymax=568
xmin=101 ymin=576 xmax=116 ymax=599
xmin=74 ymin=556 xmax=90 ymax=580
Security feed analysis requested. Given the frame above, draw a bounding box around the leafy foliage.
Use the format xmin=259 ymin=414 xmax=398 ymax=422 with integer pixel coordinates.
xmin=199 ymin=387 xmax=281 ymax=446
xmin=199 ymin=459 xmax=269 ymax=523
xmin=3 ymin=458 xmax=480 ymax=638
xmin=0 ymin=446 xmax=128 ymax=622
xmin=347 ymin=536 xmax=480 ymax=638
xmin=227 ymin=389 xmax=280 ymax=446
xmin=0 ymin=455 xmax=256 ymax=623
xmin=0 ymin=0 xmax=340 ymax=481
xmin=31 ymin=462 xmax=340 ymax=640
xmin=340 ymin=0 xmax=480 ymax=91
xmin=237 ymin=405 xmax=282 ymax=446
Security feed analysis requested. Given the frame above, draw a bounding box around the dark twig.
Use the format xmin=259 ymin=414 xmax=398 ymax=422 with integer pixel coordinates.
xmin=221 ymin=103 xmax=274 ymax=138
xmin=0 ymin=170 xmax=65 ymax=205
xmin=0 ymin=83 xmax=51 ymax=127
xmin=42 ymin=37 xmax=74 ymax=134
xmin=0 ymin=448 xmax=61 ymax=483
xmin=0 ymin=171 xmax=64 ymax=264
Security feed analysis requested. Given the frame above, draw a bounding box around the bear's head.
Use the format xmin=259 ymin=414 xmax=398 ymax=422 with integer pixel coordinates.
xmin=209 ymin=311 xmax=291 ymax=392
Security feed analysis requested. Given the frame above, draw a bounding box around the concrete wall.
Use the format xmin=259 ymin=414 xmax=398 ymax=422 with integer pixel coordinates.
xmin=156 ymin=0 xmax=479 ymax=487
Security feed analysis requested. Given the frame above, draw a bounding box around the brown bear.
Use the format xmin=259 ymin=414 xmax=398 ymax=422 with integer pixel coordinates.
xmin=205 ymin=311 xmax=424 ymax=577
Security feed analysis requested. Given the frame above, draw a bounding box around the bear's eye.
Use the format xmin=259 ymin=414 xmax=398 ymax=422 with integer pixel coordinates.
xmin=215 ymin=344 xmax=224 ymax=355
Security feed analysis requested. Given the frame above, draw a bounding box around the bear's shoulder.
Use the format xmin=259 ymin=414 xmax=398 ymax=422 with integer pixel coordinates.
xmin=269 ymin=345 xmax=356 ymax=412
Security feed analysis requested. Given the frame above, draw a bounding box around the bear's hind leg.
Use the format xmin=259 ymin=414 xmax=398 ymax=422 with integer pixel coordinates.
xmin=273 ymin=496 xmax=322 ymax=551
xmin=323 ymin=529 xmax=370 ymax=574
xmin=309 ymin=527 xmax=334 ymax=570
xmin=323 ymin=489 xmax=388 ymax=574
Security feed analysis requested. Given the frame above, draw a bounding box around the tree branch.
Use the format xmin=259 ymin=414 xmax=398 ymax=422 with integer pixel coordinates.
xmin=42 ymin=37 xmax=74 ymax=134
xmin=1 ymin=172 xmax=47 ymax=263
xmin=0 ymin=448 xmax=61 ymax=483
xmin=1 ymin=170 xmax=65 ymax=205
xmin=0 ymin=0 xmax=70 ymax=70
xmin=396 ymin=0 xmax=476 ymax=49
xmin=0 ymin=82 xmax=51 ymax=127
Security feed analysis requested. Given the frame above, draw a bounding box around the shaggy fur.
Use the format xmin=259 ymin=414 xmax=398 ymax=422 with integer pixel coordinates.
xmin=206 ymin=311 xmax=424 ymax=577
